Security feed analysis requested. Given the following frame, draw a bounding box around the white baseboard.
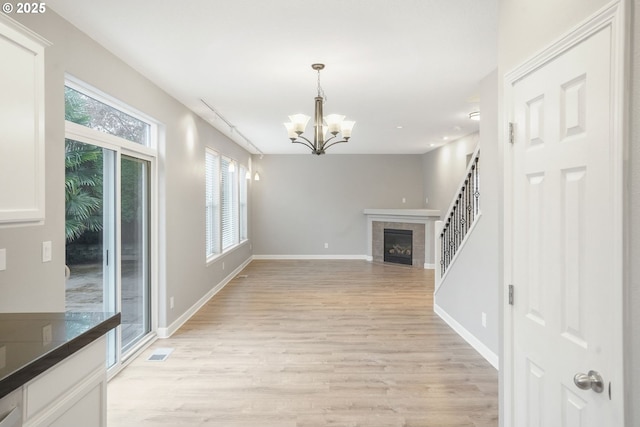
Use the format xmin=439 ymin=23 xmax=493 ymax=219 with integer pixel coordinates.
xmin=424 ymin=263 xmax=435 ymax=269
xmin=157 ymin=257 xmax=253 ymax=338
xmin=433 ymin=300 xmax=499 ymax=370
xmin=253 ymin=254 xmax=368 ymax=260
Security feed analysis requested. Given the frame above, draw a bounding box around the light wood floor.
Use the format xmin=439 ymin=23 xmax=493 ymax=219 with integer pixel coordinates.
xmin=108 ymin=260 xmax=498 ymax=427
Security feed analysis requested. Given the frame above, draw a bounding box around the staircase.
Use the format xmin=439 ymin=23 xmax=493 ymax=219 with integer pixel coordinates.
xmin=435 ymin=146 xmax=480 ymax=289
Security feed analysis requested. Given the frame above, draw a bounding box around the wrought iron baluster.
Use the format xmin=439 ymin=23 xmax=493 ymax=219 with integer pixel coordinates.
xmin=474 ymin=156 xmax=480 ymax=215
xmin=439 ymin=151 xmax=479 ymax=279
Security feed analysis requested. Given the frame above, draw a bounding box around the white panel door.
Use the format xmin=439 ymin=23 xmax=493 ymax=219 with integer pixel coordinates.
xmin=509 ymin=22 xmax=623 ymax=427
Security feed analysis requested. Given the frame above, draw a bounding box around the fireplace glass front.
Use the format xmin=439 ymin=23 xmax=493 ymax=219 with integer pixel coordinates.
xmin=383 ymin=228 xmax=413 ymax=266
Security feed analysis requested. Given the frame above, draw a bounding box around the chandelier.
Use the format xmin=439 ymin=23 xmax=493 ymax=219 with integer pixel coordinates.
xmin=284 ymin=64 xmax=355 ymax=155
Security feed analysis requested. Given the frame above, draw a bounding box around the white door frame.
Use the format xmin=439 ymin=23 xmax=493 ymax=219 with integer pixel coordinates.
xmin=502 ymin=1 xmax=628 ymax=425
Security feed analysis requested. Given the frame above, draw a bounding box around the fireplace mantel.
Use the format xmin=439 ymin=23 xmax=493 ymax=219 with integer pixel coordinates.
xmin=363 ymin=209 xmax=441 ymax=269
xmin=363 ymin=209 xmax=440 ymax=221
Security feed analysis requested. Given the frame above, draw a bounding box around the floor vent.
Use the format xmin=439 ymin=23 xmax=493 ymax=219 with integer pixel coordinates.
xmin=147 ymin=347 xmax=174 ymax=362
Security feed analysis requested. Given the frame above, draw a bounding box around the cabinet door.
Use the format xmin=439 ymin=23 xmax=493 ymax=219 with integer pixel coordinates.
xmin=45 ymin=375 xmax=106 ymax=427
xmin=0 ymin=15 xmax=49 ymax=223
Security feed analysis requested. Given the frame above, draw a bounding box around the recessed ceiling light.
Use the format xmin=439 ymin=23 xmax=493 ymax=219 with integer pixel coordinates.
xmin=443 ymin=136 xmax=449 ymax=141
xmin=396 ymin=126 xmax=403 ymax=129
xmin=430 ymin=143 xmax=435 ymax=147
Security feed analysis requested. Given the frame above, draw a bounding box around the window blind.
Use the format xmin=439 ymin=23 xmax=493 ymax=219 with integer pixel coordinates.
xmin=205 ymin=150 xmax=220 ymax=257
xmin=239 ymin=165 xmax=248 ymax=241
xmin=221 ymin=157 xmax=239 ymax=250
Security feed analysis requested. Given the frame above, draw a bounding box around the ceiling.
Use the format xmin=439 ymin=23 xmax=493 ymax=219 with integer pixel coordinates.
xmin=47 ymin=0 xmax=498 ymax=155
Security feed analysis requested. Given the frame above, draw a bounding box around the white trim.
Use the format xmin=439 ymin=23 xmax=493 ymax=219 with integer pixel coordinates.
xmin=502 ymin=2 xmax=626 ymax=425
xmin=157 ymin=257 xmax=253 ymax=338
xmin=253 ymin=254 xmax=368 ymax=261
xmin=434 ymin=300 xmax=499 ymax=370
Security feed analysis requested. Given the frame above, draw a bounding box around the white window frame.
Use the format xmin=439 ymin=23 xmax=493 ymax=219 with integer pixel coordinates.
xmin=64 ymin=76 xmax=159 ymax=379
xmin=65 ymin=74 xmax=158 ymax=150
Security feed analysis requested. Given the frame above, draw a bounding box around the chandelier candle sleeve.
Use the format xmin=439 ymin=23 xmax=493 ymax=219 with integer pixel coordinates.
xmin=284 ymin=63 xmax=355 ymax=155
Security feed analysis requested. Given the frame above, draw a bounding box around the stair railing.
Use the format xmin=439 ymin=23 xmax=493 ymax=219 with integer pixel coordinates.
xmin=436 ymin=147 xmax=480 ymax=282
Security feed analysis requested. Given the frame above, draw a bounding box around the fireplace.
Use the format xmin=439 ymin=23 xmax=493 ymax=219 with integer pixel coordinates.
xmin=384 ymin=229 xmax=413 ymax=266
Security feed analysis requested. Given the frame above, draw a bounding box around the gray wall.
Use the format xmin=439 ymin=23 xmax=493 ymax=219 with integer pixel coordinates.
xmin=432 ymin=70 xmax=500 ymax=358
xmin=422 ymin=133 xmax=478 ymax=216
xmin=0 ymin=11 xmax=253 ymax=329
xmin=251 ymin=154 xmax=424 ymax=256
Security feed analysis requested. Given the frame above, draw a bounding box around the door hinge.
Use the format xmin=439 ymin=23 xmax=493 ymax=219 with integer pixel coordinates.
xmin=509 ymin=122 xmax=515 ymax=144
xmin=508 ymin=284 xmax=514 ymax=305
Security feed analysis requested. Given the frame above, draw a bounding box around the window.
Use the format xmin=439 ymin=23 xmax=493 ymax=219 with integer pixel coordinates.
xmin=239 ymin=165 xmax=248 ymax=241
xmin=64 ymin=78 xmax=157 ymax=374
xmin=205 ymin=149 xmax=221 ymax=258
xmin=221 ymin=157 xmax=239 ymax=250
xmin=65 ymin=85 xmax=151 ymax=146
xmin=206 ymin=153 xmax=248 ymax=259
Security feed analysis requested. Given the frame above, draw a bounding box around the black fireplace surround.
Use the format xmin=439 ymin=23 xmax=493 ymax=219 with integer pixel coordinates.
xmin=383 ymin=228 xmax=413 ymax=266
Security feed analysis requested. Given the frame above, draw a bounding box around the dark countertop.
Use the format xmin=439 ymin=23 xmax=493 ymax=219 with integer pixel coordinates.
xmin=0 ymin=312 xmax=121 ymax=399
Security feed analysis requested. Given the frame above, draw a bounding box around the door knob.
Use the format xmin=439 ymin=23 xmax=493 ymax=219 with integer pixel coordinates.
xmin=573 ymin=370 xmax=604 ymax=393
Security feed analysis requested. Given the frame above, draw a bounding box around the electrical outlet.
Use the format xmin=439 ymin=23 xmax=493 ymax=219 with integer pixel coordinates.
xmin=0 ymin=346 xmax=5 ymax=369
xmin=0 ymin=248 xmax=5 ymax=271
xmin=42 ymin=241 xmax=52 ymax=263
xmin=222 ymin=262 xmax=225 ymax=270
xmin=402 ymin=197 xmax=406 ymax=203
xmin=324 ymin=243 xmax=329 ymax=249
xmin=425 ymin=197 xmax=429 ymax=204
xmin=42 ymin=324 xmax=52 ymax=346
xmin=482 ymin=312 xmax=487 ymax=328
xmin=170 ymin=297 xmax=174 ymax=309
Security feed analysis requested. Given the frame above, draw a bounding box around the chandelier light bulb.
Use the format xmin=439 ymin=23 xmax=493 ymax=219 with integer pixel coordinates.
xmin=340 ymin=121 xmax=355 ymax=139
xmin=284 ymin=122 xmax=297 ymax=139
xmin=289 ymin=114 xmax=310 ymax=134
xmin=324 ymin=114 xmax=345 ymax=135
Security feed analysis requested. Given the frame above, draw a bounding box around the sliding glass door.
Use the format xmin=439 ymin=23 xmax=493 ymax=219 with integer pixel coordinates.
xmin=65 ymin=140 xmax=153 ymax=368
xmin=120 ymin=155 xmax=151 ymax=353
xmin=64 ymin=139 xmax=118 ymax=366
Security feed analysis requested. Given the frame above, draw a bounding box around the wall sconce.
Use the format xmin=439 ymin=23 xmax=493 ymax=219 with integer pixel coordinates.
xmin=254 ymin=172 xmax=261 ymax=181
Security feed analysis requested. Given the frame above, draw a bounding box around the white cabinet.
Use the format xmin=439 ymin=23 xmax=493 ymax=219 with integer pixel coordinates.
xmin=0 ymin=15 xmax=49 ymax=224
xmin=22 ymin=336 xmax=107 ymax=427
xmin=0 ymin=389 xmax=22 ymax=427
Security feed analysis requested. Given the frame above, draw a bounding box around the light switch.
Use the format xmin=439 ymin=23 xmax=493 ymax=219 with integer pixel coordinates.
xmin=0 ymin=345 xmax=5 ymax=369
xmin=0 ymin=248 xmax=5 ymax=271
xmin=42 ymin=241 xmax=52 ymax=263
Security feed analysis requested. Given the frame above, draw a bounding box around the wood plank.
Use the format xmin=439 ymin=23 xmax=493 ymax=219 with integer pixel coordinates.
xmin=108 ymin=260 xmax=498 ymax=427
